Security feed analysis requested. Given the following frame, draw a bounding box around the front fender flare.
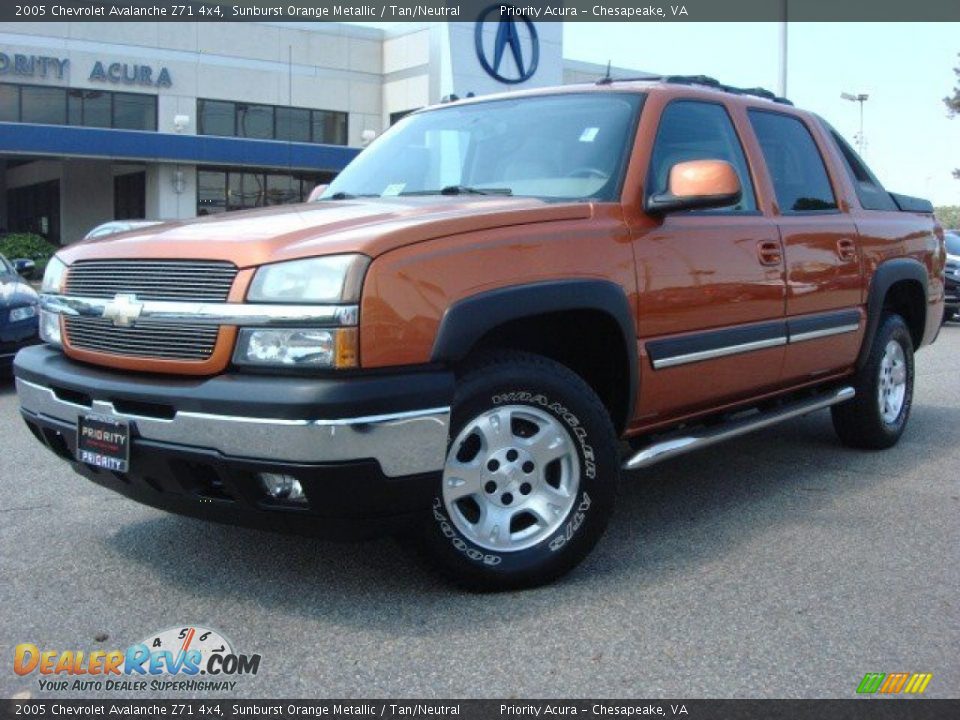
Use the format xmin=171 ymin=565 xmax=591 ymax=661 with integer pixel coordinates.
xmin=431 ymin=279 xmax=638 ymax=425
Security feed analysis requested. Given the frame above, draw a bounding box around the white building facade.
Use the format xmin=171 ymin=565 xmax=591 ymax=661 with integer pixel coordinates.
xmin=0 ymin=21 xmax=648 ymax=244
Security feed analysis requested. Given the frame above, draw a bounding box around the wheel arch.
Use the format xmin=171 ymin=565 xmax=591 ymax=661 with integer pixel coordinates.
xmin=431 ymin=280 xmax=637 ymax=433
xmin=859 ymin=258 xmax=928 ymax=368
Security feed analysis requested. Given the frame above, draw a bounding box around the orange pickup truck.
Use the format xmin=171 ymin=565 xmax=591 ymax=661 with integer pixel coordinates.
xmin=14 ymin=77 xmax=946 ymax=590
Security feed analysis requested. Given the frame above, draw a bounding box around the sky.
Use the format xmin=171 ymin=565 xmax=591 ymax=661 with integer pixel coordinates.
xmin=352 ymin=21 xmax=959 ymax=207
xmin=562 ymin=22 xmax=960 ymax=207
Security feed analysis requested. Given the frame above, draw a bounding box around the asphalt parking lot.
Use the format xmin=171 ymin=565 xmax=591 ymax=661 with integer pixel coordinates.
xmin=1 ymin=327 xmax=958 ymax=700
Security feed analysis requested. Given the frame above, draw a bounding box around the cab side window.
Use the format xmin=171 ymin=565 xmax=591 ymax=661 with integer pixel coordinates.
xmin=824 ymin=124 xmax=898 ymax=211
xmin=748 ymin=110 xmax=838 ymax=213
xmin=648 ymin=100 xmax=757 ymax=213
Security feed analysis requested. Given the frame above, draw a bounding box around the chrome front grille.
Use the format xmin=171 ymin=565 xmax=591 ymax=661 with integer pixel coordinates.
xmin=65 ymin=316 xmax=219 ymax=360
xmin=65 ymin=260 xmax=237 ymax=302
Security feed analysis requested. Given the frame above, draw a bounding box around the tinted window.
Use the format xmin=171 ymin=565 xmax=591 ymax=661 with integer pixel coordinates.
xmin=0 ymin=85 xmax=18 ymax=122
xmin=824 ymin=124 xmax=897 ymax=211
xmin=312 ymin=109 xmax=348 ymax=145
xmin=275 ymin=107 xmax=310 ymax=142
xmin=946 ymin=233 xmax=960 ymax=256
xmin=68 ymin=89 xmax=111 ymax=128
xmin=197 ymin=171 xmax=227 ymax=215
xmin=112 ymin=93 xmax=156 ymax=130
xmin=749 ymin=110 xmax=837 ymax=213
xmin=236 ymin=104 xmax=273 ymax=139
xmin=20 ymin=86 xmax=66 ymax=125
xmin=649 ymin=100 xmax=756 ymax=212
xmin=198 ymin=99 xmax=235 ymax=136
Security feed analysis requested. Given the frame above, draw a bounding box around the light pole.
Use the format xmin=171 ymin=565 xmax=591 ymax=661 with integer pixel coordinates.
xmin=841 ymin=92 xmax=869 ymax=156
xmin=778 ymin=0 xmax=788 ymax=97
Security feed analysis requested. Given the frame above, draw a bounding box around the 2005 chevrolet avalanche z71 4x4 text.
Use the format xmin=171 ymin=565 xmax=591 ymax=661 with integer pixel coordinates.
xmin=15 ymin=77 xmax=946 ymax=590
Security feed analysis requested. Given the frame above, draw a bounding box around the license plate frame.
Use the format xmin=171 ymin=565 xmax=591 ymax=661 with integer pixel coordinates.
xmin=76 ymin=414 xmax=131 ymax=473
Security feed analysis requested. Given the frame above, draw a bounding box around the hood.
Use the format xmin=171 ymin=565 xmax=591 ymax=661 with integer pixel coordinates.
xmin=58 ymin=197 xmax=593 ymax=268
xmin=0 ymin=274 xmax=38 ymax=308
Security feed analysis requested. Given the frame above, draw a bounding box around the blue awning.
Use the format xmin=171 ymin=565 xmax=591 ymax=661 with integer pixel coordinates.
xmin=0 ymin=122 xmax=360 ymax=172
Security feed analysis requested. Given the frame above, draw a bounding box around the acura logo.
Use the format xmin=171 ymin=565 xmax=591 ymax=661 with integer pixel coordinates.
xmin=475 ymin=5 xmax=539 ymax=84
xmin=102 ymin=293 xmax=143 ymax=327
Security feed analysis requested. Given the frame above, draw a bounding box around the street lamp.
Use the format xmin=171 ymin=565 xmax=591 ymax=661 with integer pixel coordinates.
xmin=841 ymin=92 xmax=869 ymax=156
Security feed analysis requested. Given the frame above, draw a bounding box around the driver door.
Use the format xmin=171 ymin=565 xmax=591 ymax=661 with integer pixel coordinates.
xmin=628 ymin=99 xmax=787 ymax=429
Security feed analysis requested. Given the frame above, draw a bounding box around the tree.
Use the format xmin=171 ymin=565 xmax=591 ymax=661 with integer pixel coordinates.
xmin=946 ymin=53 xmax=960 ymax=179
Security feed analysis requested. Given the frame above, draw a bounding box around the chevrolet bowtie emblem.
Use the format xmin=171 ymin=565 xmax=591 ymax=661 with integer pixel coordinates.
xmin=102 ymin=293 xmax=143 ymax=328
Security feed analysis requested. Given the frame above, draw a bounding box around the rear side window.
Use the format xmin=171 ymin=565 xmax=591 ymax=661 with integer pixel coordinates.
xmin=748 ymin=110 xmax=837 ymax=213
xmin=649 ymin=100 xmax=757 ymax=212
xmin=823 ymin=124 xmax=897 ymax=211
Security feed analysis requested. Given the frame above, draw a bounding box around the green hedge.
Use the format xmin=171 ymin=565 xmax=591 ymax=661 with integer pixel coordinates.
xmin=0 ymin=233 xmax=58 ymax=278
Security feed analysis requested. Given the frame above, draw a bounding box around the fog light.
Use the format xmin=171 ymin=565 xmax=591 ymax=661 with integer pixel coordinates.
xmin=39 ymin=309 xmax=62 ymax=346
xmin=258 ymin=473 xmax=307 ymax=503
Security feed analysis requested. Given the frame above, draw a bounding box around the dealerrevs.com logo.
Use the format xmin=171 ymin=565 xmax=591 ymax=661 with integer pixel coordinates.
xmin=14 ymin=626 xmax=261 ymax=693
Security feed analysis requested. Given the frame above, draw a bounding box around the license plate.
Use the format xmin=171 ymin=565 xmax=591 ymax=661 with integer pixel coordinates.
xmin=77 ymin=414 xmax=131 ymax=473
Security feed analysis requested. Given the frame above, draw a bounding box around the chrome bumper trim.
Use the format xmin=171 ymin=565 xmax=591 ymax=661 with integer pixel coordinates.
xmin=40 ymin=294 xmax=358 ymax=327
xmin=16 ymin=378 xmax=449 ymax=478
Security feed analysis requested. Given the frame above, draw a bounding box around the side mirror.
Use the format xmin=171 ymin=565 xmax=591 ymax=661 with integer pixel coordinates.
xmin=647 ymin=159 xmax=742 ymax=215
xmin=307 ymin=184 xmax=329 ymax=203
xmin=13 ymin=258 xmax=36 ymax=278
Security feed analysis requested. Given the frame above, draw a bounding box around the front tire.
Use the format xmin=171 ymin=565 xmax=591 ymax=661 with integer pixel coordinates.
xmin=422 ymin=351 xmax=620 ymax=591
xmin=831 ymin=314 xmax=914 ymax=449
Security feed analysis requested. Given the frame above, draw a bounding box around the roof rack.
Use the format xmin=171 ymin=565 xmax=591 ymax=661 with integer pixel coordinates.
xmin=595 ymin=73 xmax=793 ymax=106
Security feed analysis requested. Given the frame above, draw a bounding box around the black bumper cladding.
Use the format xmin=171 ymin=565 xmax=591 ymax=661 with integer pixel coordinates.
xmin=15 ymin=345 xmax=453 ymax=539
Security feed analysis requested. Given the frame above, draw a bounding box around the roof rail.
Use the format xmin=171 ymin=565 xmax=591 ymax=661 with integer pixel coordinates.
xmin=595 ymin=73 xmax=793 ymax=106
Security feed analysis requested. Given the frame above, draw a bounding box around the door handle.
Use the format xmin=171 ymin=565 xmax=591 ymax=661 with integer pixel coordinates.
xmin=837 ymin=238 xmax=858 ymax=261
xmin=757 ymin=240 xmax=782 ymax=267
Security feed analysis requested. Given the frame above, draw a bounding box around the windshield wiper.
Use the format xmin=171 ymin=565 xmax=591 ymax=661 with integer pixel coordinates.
xmin=404 ymin=185 xmax=513 ymax=197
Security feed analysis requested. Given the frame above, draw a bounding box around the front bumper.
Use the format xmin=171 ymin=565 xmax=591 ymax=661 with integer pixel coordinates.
xmin=14 ymin=345 xmax=453 ymax=537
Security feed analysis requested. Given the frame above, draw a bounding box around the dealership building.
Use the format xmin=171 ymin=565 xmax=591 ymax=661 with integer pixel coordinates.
xmin=0 ymin=21 xmax=648 ymax=245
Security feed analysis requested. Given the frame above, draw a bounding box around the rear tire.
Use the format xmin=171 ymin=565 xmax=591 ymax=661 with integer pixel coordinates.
xmin=421 ymin=351 xmax=620 ymax=591
xmin=831 ymin=314 xmax=914 ymax=449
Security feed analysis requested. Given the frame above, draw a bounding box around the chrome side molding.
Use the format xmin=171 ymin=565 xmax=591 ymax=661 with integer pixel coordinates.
xmin=623 ymin=386 xmax=855 ymax=471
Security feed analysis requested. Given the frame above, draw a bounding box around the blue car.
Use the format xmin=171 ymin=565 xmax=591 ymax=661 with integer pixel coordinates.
xmin=1 ymin=253 xmax=41 ymax=373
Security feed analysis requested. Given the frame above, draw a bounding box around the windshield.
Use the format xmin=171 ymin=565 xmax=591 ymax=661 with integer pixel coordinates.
xmin=946 ymin=232 xmax=960 ymax=256
xmin=323 ymin=93 xmax=643 ymax=202
xmin=0 ymin=254 xmax=13 ymax=276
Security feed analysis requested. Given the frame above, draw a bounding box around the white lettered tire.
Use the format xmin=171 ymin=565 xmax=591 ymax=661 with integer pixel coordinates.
xmin=422 ymin=351 xmax=620 ymax=591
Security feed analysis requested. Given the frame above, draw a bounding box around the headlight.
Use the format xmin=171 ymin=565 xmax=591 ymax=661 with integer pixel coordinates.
xmin=39 ymin=309 xmax=62 ymax=346
xmin=248 ymin=255 xmax=369 ymax=304
xmin=41 ymin=256 xmax=68 ymax=294
xmin=9 ymin=305 xmax=38 ymax=322
xmin=233 ymin=327 xmax=358 ymax=369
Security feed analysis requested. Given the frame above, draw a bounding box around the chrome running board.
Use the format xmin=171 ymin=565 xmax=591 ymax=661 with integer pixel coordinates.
xmin=623 ymin=386 xmax=855 ymax=471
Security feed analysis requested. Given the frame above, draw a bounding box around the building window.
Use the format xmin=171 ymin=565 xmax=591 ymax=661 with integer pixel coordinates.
xmin=113 ymin=93 xmax=157 ymax=131
xmin=236 ymin=103 xmax=273 ymax=139
xmin=389 ymin=109 xmax=417 ymax=126
xmin=198 ymin=99 xmax=235 ymax=136
xmin=198 ymin=170 xmax=228 ymax=215
xmin=68 ymin=89 xmax=111 ymax=128
xmin=196 ymin=166 xmax=333 ymax=215
xmin=20 ymin=86 xmax=66 ymax=125
xmin=197 ymin=99 xmax=348 ymax=145
xmin=276 ymin=107 xmax=311 ymax=143
xmin=1 ymin=83 xmax=156 ymax=131
xmin=114 ymin=171 xmax=146 ymax=220
xmin=311 ymin=109 xmax=348 ymax=145
xmin=0 ymin=85 xmax=19 ymax=122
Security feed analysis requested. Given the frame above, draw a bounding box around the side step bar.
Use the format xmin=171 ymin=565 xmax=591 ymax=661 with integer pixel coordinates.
xmin=623 ymin=386 xmax=855 ymax=471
